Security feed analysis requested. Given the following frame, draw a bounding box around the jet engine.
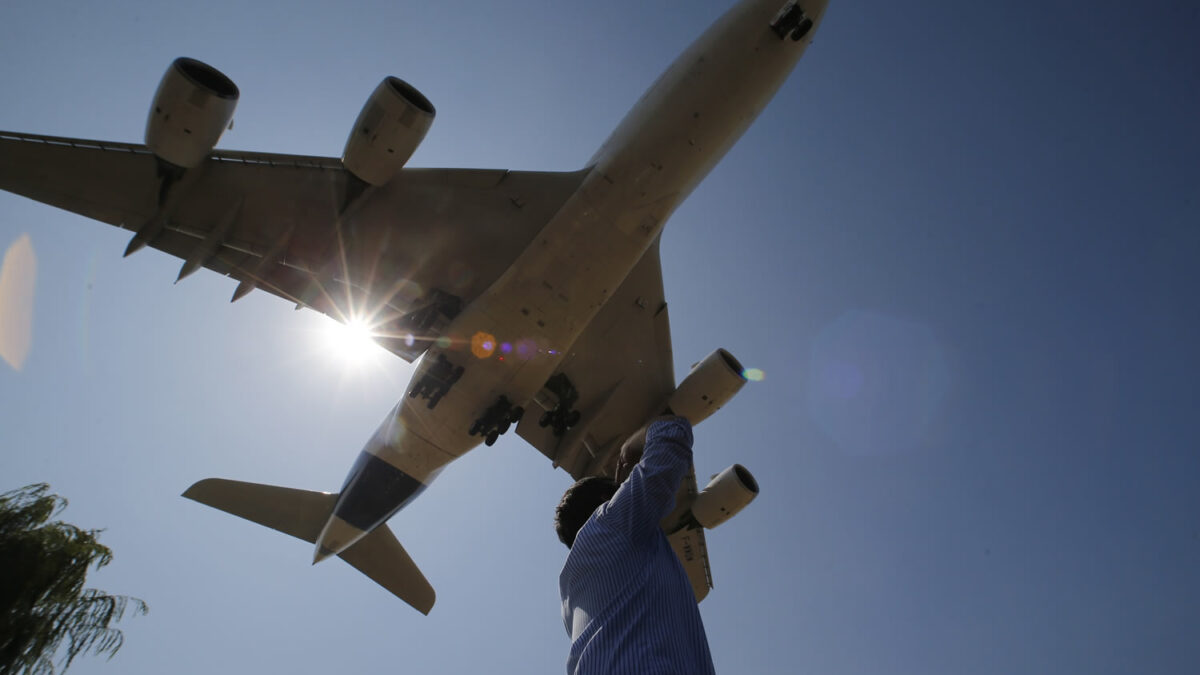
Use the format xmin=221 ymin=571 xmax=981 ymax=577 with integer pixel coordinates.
xmin=145 ymin=57 xmax=239 ymax=168
xmin=666 ymin=348 xmax=747 ymax=425
xmin=691 ymin=464 xmax=759 ymax=529
xmin=342 ymin=77 xmax=435 ymax=186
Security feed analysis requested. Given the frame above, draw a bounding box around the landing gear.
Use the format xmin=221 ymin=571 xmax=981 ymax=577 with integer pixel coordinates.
xmin=791 ymin=18 xmax=813 ymax=41
xmin=770 ymin=1 xmax=811 ymax=41
xmin=536 ymin=373 xmax=582 ymax=437
xmin=408 ymin=354 xmax=464 ymax=410
xmin=470 ymin=395 xmax=525 ymax=446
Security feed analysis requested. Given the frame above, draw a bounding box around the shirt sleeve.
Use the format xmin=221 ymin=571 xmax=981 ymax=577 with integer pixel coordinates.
xmin=601 ymin=417 xmax=694 ymax=544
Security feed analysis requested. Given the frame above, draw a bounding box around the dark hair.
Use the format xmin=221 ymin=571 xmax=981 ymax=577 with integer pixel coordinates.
xmin=555 ymin=476 xmax=618 ymax=548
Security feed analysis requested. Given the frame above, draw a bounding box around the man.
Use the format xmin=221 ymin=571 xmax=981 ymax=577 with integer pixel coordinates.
xmin=555 ymin=415 xmax=716 ymax=674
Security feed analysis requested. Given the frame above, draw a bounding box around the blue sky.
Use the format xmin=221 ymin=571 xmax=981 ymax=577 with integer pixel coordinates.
xmin=2 ymin=0 xmax=1198 ymax=673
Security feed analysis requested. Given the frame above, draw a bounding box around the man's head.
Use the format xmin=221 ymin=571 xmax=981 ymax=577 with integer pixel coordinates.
xmin=554 ymin=476 xmax=618 ymax=548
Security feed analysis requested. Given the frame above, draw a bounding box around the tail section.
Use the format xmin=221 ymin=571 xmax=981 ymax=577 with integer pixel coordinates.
xmin=182 ymin=478 xmax=436 ymax=614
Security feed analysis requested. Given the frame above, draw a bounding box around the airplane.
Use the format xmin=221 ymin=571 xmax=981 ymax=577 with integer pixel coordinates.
xmin=0 ymin=0 xmax=827 ymax=614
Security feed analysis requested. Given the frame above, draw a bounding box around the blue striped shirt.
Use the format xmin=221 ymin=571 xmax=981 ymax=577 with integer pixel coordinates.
xmin=559 ymin=417 xmax=716 ymax=675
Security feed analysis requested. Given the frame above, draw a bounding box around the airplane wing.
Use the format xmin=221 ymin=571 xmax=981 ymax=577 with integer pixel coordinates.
xmin=1 ymin=129 xmax=717 ymax=601
xmin=516 ymin=236 xmax=676 ymax=480
xmin=0 ymin=130 xmax=587 ymax=361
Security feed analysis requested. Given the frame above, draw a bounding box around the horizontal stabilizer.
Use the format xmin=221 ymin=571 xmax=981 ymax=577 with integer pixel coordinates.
xmin=338 ymin=521 xmax=436 ymax=614
xmin=183 ymin=478 xmax=436 ymax=614
xmin=183 ymin=478 xmax=334 ymax=543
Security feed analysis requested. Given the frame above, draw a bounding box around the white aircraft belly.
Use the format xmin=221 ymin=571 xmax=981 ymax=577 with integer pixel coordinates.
xmin=15 ymin=0 xmax=837 ymax=604
xmin=363 ymin=0 xmax=825 ymax=484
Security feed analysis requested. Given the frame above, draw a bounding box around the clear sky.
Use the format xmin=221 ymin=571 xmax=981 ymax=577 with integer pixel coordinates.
xmin=2 ymin=0 xmax=1198 ymax=673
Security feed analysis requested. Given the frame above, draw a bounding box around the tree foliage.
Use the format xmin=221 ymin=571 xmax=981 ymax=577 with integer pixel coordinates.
xmin=0 ymin=484 xmax=147 ymax=675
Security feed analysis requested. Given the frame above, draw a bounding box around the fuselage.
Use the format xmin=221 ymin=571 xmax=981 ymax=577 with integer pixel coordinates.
xmin=314 ymin=0 xmax=829 ymax=560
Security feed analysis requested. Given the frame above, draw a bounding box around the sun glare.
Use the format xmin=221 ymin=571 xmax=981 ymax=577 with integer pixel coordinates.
xmin=323 ymin=317 xmax=380 ymax=365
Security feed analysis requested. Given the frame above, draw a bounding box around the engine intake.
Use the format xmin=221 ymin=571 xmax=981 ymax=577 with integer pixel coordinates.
xmin=691 ymin=464 xmax=759 ymax=529
xmin=145 ymin=57 xmax=238 ymax=168
xmin=342 ymin=77 xmax=436 ymax=186
xmin=666 ymin=348 xmax=747 ymax=425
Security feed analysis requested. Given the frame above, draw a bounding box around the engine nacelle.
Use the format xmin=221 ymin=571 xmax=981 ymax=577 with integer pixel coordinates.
xmin=342 ymin=77 xmax=435 ymax=186
xmin=691 ymin=464 xmax=759 ymax=529
xmin=145 ymin=57 xmax=238 ymax=168
xmin=666 ymin=348 xmax=747 ymax=425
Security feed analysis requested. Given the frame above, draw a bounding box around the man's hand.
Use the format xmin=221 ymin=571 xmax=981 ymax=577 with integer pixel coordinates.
xmin=615 ymin=414 xmax=684 ymax=484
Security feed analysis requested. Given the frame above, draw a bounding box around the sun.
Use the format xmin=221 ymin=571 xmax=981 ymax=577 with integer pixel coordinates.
xmin=322 ymin=317 xmax=382 ymax=365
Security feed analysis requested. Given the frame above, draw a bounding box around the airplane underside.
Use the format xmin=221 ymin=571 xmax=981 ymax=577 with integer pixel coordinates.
xmin=308 ymin=0 xmax=827 ymax=565
xmin=0 ymin=0 xmax=828 ymax=614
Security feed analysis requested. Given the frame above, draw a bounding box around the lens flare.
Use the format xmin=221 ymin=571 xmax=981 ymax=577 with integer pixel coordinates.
xmin=384 ymin=415 xmax=407 ymax=445
xmin=516 ymin=339 xmax=536 ymax=360
xmin=471 ymin=331 xmax=497 ymax=359
xmin=805 ymin=310 xmax=950 ymax=456
xmin=743 ymin=368 xmax=766 ymax=382
xmin=435 ymin=336 xmax=452 ymax=349
xmin=0 ymin=234 xmax=37 ymax=371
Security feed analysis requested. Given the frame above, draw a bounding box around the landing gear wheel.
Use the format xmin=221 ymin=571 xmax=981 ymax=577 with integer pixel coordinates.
xmin=469 ymin=420 xmax=482 ymax=436
xmin=485 ymin=430 xmax=500 ymax=446
xmin=539 ymin=411 xmax=552 ymax=428
xmin=499 ymin=421 xmax=511 ymax=435
xmin=509 ymin=406 xmax=525 ymax=423
xmin=791 ymin=19 xmax=812 ymax=41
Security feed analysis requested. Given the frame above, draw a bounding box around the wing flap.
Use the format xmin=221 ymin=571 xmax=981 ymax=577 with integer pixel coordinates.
xmin=661 ymin=467 xmax=713 ymax=602
xmin=667 ymin=526 xmax=712 ymax=603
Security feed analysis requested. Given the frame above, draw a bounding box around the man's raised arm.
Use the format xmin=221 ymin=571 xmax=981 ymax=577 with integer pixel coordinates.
xmin=604 ymin=416 xmax=693 ymax=543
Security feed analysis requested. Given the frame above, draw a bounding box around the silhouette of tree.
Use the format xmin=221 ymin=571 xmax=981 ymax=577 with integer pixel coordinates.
xmin=0 ymin=484 xmax=147 ymax=675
